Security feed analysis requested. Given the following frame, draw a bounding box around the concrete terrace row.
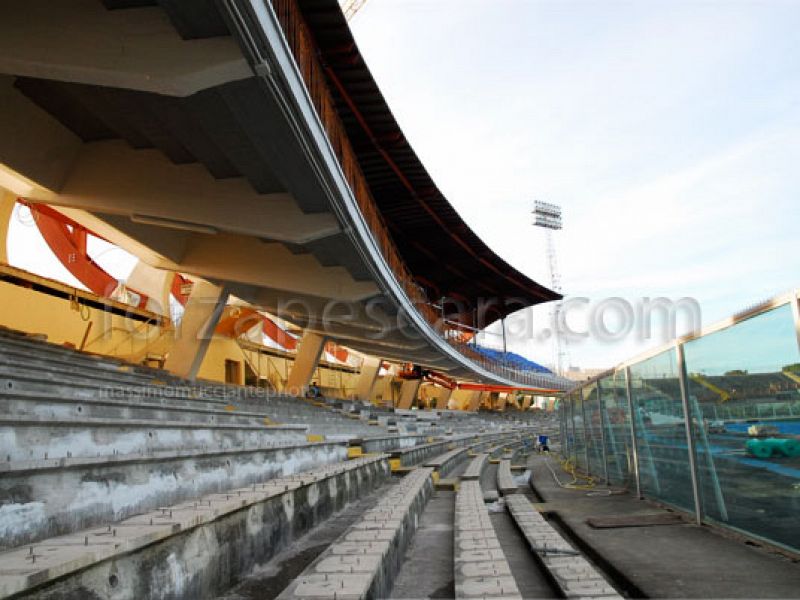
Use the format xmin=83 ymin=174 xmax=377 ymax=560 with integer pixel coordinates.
xmin=504 ymin=495 xmax=621 ymax=599
xmin=0 ymin=328 xmax=523 ymax=550
xmin=0 ymin=436 xmax=521 ymax=599
xmin=0 ymin=326 xmax=557 ymax=600
xmin=277 ymin=437 xmax=515 ymax=600
xmin=277 ymin=467 xmax=434 ymax=600
xmin=455 ymin=479 xmax=522 ymax=599
xmin=0 ymin=455 xmax=391 ymax=599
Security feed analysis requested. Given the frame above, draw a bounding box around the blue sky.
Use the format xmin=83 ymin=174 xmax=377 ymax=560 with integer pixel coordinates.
xmin=349 ymin=0 xmax=800 ymax=368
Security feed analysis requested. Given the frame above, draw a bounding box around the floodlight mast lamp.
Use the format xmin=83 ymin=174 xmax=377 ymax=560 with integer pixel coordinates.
xmin=340 ymin=0 xmax=370 ymax=21
xmin=533 ymin=200 xmax=567 ymax=375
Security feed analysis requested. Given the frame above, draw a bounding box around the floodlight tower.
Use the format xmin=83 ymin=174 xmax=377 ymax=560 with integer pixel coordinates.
xmin=533 ymin=201 xmax=567 ymax=375
xmin=340 ymin=0 xmax=370 ymax=21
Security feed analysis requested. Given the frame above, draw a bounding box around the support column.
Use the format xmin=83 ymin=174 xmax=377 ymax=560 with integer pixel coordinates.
xmin=380 ymin=374 xmax=395 ymax=407
xmin=441 ymin=386 xmax=454 ymax=410
xmin=496 ymin=393 xmax=508 ymax=411
xmin=164 ymin=280 xmax=228 ymax=380
xmin=521 ymin=395 xmax=532 ymax=410
xmin=467 ymin=391 xmax=482 ymax=412
xmin=353 ymin=356 xmax=382 ymax=403
xmin=0 ymin=191 xmax=15 ymax=264
xmin=286 ymin=331 xmax=327 ymax=395
xmin=397 ymin=378 xmax=422 ymax=409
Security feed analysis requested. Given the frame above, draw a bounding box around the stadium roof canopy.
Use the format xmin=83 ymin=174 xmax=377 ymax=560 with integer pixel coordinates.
xmin=297 ymin=0 xmax=560 ymax=318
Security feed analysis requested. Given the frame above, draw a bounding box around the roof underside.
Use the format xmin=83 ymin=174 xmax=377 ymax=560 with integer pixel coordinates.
xmin=21 ymin=0 xmax=560 ymax=322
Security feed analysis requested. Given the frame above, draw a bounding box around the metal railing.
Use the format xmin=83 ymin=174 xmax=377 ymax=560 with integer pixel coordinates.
xmin=559 ymin=289 xmax=800 ymax=554
xmin=269 ymin=0 xmax=436 ymax=321
xmin=269 ymin=0 xmax=561 ymax=388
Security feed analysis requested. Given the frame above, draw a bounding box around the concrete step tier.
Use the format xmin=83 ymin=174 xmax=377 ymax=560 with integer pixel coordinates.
xmin=0 ymin=363 xmax=392 ymax=435
xmin=389 ymin=433 xmax=507 ymax=471
xmin=0 ymin=455 xmax=391 ymax=600
xmin=422 ymin=442 xmax=489 ymax=482
xmin=0 ymin=327 xmax=177 ymax=380
xmin=496 ymin=459 xmax=519 ymax=496
xmin=461 ymin=453 xmax=488 ymax=481
xmin=3 ymin=388 xmax=302 ymax=429
xmin=1 ymin=413 xmax=308 ymax=462
xmin=504 ymin=495 xmax=622 ymax=600
xmin=277 ymin=466 xmax=435 ymax=600
xmin=490 ymin=436 xmax=528 ymax=457
xmin=454 ymin=480 xmax=522 ymax=599
xmin=0 ymin=440 xmax=352 ymax=552
xmin=355 ymin=434 xmax=430 ymax=455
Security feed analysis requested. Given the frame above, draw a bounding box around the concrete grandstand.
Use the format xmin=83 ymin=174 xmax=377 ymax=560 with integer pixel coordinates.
xmin=0 ymin=1 xmax=798 ymax=599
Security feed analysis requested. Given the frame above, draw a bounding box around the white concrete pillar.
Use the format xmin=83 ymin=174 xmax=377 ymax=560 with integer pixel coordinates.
xmin=467 ymin=391 xmax=482 ymax=412
xmin=440 ymin=386 xmax=455 ymax=409
xmin=286 ymin=331 xmax=327 ymax=395
xmin=447 ymin=393 xmax=460 ymax=410
xmin=354 ymin=356 xmax=382 ymax=402
xmin=496 ymin=393 xmax=509 ymax=411
xmin=396 ymin=378 xmax=422 ymax=409
xmin=0 ymin=191 xmax=15 ymax=264
xmin=164 ymin=280 xmax=228 ymax=380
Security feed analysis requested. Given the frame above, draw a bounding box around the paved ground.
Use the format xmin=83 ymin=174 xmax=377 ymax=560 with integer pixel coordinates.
xmin=489 ymin=511 xmax=559 ymax=599
xmin=529 ymin=453 xmax=800 ymax=599
xmin=216 ymin=480 xmax=397 ymax=600
xmin=482 ymin=456 xmax=560 ymax=599
xmin=391 ymin=460 xmax=474 ymax=599
xmin=390 ymin=491 xmax=457 ymax=599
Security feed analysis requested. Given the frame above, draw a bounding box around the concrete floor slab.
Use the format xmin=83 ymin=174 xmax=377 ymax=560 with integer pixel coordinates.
xmin=529 ymin=454 xmax=800 ymax=598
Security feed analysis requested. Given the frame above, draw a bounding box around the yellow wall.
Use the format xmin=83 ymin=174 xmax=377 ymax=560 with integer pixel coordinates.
xmin=0 ymin=281 xmax=361 ymax=395
xmin=0 ymin=281 xmax=164 ymax=360
xmin=196 ymin=336 xmax=247 ymax=385
xmin=219 ymin=341 xmax=360 ymax=396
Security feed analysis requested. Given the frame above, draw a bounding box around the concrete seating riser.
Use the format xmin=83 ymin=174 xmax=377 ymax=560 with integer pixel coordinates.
xmin=0 ymin=442 xmax=349 ymax=551
xmin=0 ymin=456 xmax=390 ymax=600
xmin=277 ymin=466 xmax=434 ymax=600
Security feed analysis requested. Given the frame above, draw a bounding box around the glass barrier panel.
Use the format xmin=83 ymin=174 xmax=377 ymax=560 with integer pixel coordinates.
xmin=567 ymin=392 xmax=578 ymax=464
xmin=582 ymin=383 xmax=605 ymax=477
xmin=683 ymin=302 xmax=800 ymax=551
xmin=573 ymin=391 xmax=587 ymax=471
xmin=629 ymin=348 xmax=696 ymax=512
xmin=601 ymin=372 xmax=633 ymax=486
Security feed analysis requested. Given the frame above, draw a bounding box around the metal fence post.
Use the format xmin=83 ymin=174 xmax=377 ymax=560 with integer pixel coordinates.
xmin=624 ymin=367 xmax=642 ymax=499
xmin=569 ymin=394 xmax=577 ymax=463
xmin=677 ymin=343 xmax=703 ymax=525
xmin=792 ymin=290 xmax=800 ymax=353
xmin=580 ymin=390 xmax=591 ymax=475
xmin=596 ymin=382 xmax=609 ymax=485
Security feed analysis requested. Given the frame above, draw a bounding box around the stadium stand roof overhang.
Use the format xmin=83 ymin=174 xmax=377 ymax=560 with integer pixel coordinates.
xmin=298 ymin=0 xmax=561 ymax=317
xmin=0 ymin=0 xmax=565 ymax=388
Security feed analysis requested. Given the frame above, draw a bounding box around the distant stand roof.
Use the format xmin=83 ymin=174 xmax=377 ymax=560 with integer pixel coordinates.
xmin=299 ymin=1 xmax=561 ymax=322
xmin=471 ymin=346 xmax=553 ymax=375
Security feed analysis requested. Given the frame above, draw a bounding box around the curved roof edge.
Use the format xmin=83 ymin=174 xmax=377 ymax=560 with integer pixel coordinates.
xmin=297 ymin=0 xmax=561 ymax=322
